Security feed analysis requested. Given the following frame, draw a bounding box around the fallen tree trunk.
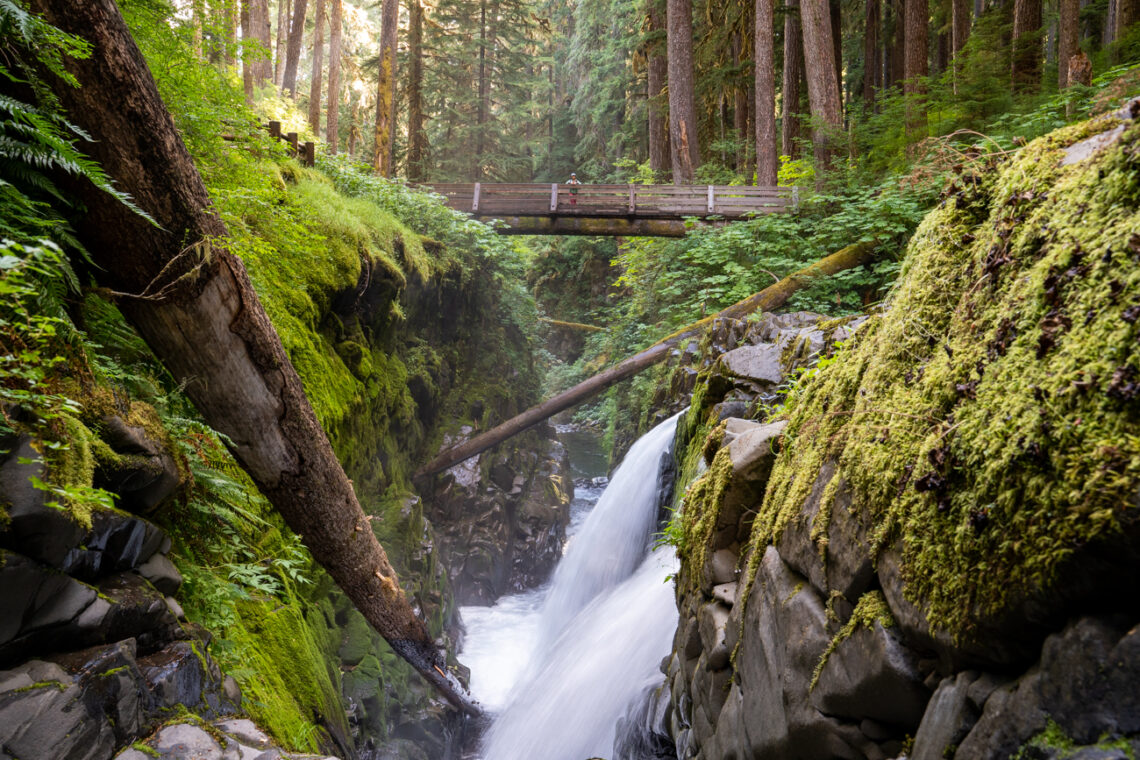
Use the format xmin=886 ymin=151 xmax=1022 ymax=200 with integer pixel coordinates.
xmin=539 ymin=317 xmax=608 ymax=332
xmin=417 ymin=240 xmax=877 ymax=476
xmin=29 ymin=0 xmax=478 ymax=716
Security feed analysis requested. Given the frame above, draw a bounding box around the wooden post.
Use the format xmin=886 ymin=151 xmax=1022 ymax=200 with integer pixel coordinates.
xmin=550 ymin=183 xmax=559 ymax=212
xmin=268 ymin=120 xmax=282 ymax=139
xmin=707 ymin=185 xmax=715 ymax=214
xmin=286 ymin=131 xmax=299 ymax=156
xmin=628 ymin=184 xmax=636 ymax=214
xmin=303 ymin=141 xmax=315 ymax=166
xmin=472 ymin=182 xmax=481 ymax=212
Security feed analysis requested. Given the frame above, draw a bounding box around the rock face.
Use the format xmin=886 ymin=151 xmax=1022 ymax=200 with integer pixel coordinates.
xmin=425 ymin=427 xmax=572 ymax=604
xmin=112 ymin=718 xmax=341 ymax=760
xmin=663 ymin=106 xmax=1140 ymax=760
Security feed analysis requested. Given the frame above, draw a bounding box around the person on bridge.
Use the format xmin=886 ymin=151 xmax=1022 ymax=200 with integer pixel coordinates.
xmin=566 ymin=172 xmax=582 ymax=206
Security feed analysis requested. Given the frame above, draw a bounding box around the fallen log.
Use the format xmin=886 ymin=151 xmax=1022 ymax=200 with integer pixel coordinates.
xmin=30 ymin=0 xmax=478 ymax=716
xmin=539 ymin=317 xmax=608 ymax=332
xmin=416 ymin=240 xmax=878 ymax=476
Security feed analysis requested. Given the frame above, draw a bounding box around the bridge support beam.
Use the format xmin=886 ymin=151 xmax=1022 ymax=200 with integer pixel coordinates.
xmin=492 ymin=215 xmax=688 ymax=237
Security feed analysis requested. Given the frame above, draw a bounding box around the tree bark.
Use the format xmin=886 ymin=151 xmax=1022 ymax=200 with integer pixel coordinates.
xmin=326 ymin=0 xmax=343 ymax=153
xmin=733 ymin=34 xmax=749 ymax=174
xmin=28 ymin=0 xmax=477 ymax=716
xmin=864 ymin=0 xmax=881 ymax=108
xmin=282 ymin=0 xmax=309 ymax=97
xmin=1011 ymin=0 xmax=1042 ymax=92
xmin=1058 ymin=0 xmax=1079 ymax=86
xmin=1116 ymin=0 xmax=1137 ymax=46
xmin=755 ymin=0 xmax=778 ymax=185
xmin=952 ymin=0 xmax=970 ymax=91
xmin=888 ymin=0 xmax=905 ymax=87
xmin=407 ymin=0 xmax=427 ymax=180
xmin=248 ymin=0 xmax=273 ymax=86
xmin=831 ymin=0 xmax=843 ymax=107
xmin=241 ymin=0 xmax=253 ymax=100
xmin=904 ymin=0 xmax=928 ymax=137
xmin=667 ymin=0 xmax=701 ymax=182
xmin=800 ymin=0 xmax=843 ymax=169
xmin=648 ymin=2 xmax=670 ymax=176
xmin=782 ymin=0 xmax=805 ymax=157
xmin=308 ymin=0 xmax=325 ymax=137
xmin=274 ymin=0 xmax=288 ymax=86
xmin=418 ymin=240 xmax=879 ymax=476
xmin=373 ymin=0 xmax=399 ymax=175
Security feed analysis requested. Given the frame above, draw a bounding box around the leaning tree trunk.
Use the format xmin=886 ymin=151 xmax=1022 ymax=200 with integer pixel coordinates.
xmin=29 ymin=0 xmax=477 ymax=716
xmin=281 ymin=0 xmax=309 ymax=97
xmin=418 ymin=240 xmax=879 ymax=476
xmin=326 ymin=0 xmax=343 ymax=153
xmin=373 ymin=0 xmax=399 ymax=176
xmin=782 ymin=0 xmax=805 ymax=157
xmin=307 ymin=0 xmax=325 ymax=136
xmin=800 ymin=0 xmax=843 ymax=170
xmin=667 ymin=0 xmax=701 ymax=182
xmin=1058 ymin=0 xmax=1078 ymax=87
xmin=755 ymin=0 xmax=778 ymax=185
xmin=1011 ymin=0 xmax=1042 ymax=92
xmin=648 ymin=0 xmax=671 ymax=176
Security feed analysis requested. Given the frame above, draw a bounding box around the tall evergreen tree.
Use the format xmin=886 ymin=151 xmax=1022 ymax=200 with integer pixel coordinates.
xmin=800 ymin=0 xmax=842 ymax=167
xmin=782 ymin=0 xmax=805 ymax=156
xmin=373 ymin=0 xmax=399 ymax=175
xmin=755 ymin=0 xmax=777 ymax=184
xmin=1012 ymin=0 xmax=1042 ymax=91
xmin=282 ymin=0 xmax=308 ymax=97
xmin=667 ymin=0 xmax=700 ymax=181
xmin=308 ymin=0 xmax=324 ymax=136
xmin=327 ymin=0 xmax=342 ymax=152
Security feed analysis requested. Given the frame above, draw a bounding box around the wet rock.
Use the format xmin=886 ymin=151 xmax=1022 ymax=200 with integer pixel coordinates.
xmin=217 ymin=718 xmax=272 ymax=749
xmin=64 ymin=507 xmax=169 ymax=580
xmin=52 ymin=639 xmax=149 ymax=744
xmin=0 ymin=551 xmax=98 ymax=665
xmin=140 ymin=641 xmax=221 ymax=717
xmin=613 ymin=681 xmax=675 ymax=760
xmin=152 ymin=723 xmax=224 ymax=759
xmin=138 ymin=552 xmax=183 ymax=595
xmin=0 ymin=659 xmax=115 ymax=760
xmin=956 ymin=617 xmax=1140 ymax=759
xmin=0 ymin=436 xmax=86 ymax=568
xmin=80 ymin=572 xmax=181 ymax=652
xmin=810 ymin=619 xmax=931 ymax=728
xmin=697 ymin=602 xmax=731 ymax=671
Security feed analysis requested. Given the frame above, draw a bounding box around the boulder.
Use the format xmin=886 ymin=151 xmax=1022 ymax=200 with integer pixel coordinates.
xmin=810 ymin=619 xmax=931 ymax=728
xmin=63 ymin=507 xmax=169 ymax=580
xmin=95 ymin=414 xmax=182 ymax=515
xmin=910 ymin=671 xmax=990 ymax=760
xmin=696 ymin=601 xmax=731 ymax=671
xmin=956 ymin=617 xmax=1140 ymax=759
xmin=51 ymin=639 xmax=150 ymax=744
xmin=152 ymin=723 xmax=224 ymax=759
xmin=613 ymin=681 xmax=675 ymax=760
xmin=0 ymin=551 xmax=99 ymax=665
xmin=0 ymin=659 xmax=115 ymax=760
xmin=716 ymin=344 xmax=785 ymax=386
xmin=136 ymin=552 xmax=183 ymax=595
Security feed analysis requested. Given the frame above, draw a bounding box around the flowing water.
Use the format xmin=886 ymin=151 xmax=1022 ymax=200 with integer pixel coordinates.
xmin=459 ymin=415 xmax=681 ymax=760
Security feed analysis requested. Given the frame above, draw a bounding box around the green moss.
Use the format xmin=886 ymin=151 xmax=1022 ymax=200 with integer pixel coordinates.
xmin=811 ymin=590 xmax=895 ymax=690
xmin=751 ymin=112 xmax=1140 ymax=641
xmin=675 ymin=446 xmax=735 ymax=586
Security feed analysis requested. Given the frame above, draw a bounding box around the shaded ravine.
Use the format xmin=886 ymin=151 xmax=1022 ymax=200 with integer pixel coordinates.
xmin=459 ymin=415 xmax=681 ymax=759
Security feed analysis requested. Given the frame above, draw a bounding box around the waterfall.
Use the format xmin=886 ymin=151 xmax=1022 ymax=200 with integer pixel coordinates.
xmin=461 ymin=413 xmax=681 ymax=760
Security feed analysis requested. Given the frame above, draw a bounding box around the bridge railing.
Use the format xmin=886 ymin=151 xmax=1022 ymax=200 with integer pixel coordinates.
xmin=420 ymin=183 xmax=793 ymax=219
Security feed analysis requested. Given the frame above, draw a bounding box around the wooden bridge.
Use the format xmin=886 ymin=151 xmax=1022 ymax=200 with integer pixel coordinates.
xmin=421 ymin=183 xmax=796 ymax=236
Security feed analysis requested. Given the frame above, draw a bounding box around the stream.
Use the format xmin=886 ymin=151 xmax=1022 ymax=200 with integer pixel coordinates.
xmin=459 ymin=415 xmax=681 ymax=760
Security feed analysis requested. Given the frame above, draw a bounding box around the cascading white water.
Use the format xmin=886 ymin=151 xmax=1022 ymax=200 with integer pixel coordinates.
xmin=460 ymin=414 xmax=681 ymax=760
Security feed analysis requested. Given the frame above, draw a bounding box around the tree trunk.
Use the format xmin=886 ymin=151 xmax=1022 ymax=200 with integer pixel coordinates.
xmin=1058 ymin=0 xmax=1079 ymax=86
xmin=648 ymin=2 xmax=670 ymax=175
xmin=952 ymin=0 xmax=970 ymax=91
xmin=407 ymin=0 xmax=428 ymax=181
xmin=1011 ymin=0 xmax=1042 ymax=92
xmin=667 ymin=0 xmax=701 ymax=182
xmin=282 ymin=0 xmax=309 ymax=97
xmin=308 ymin=0 xmax=325 ymax=136
xmin=904 ymin=0 xmax=928 ymax=137
xmin=28 ymin=0 xmax=478 ymax=716
xmin=864 ymin=0 xmax=880 ymax=108
xmin=250 ymin=0 xmax=273 ymax=85
xmin=888 ymin=0 xmax=905 ymax=87
xmin=418 ymin=240 xmax=880 ymax=477
xmin=733 ymin=34 xmax=749 ymax=174
xmin=373 ymin=0 xmax=399 ymax=175
xmin=800 ymin=0 xmax=843 ymax=169
xmin=348 ymin=96 xmax=359 ymax=156
xmin=274 ymin=0 xmax=288 ymax=86
xmin=326 ymin=0 xmax=342 ymax=153
xmin=241 ymin=0 xmax=253 ymax=100
xmin=782 ymin=0 xmax=805 ymax=157
xmin=755 ymin=0 xmax=778 ymax=185
xmin=1116 ymin=0 xmax=1137 ymax=45
xmin=831 ymin=0 xmax=843 ymax=107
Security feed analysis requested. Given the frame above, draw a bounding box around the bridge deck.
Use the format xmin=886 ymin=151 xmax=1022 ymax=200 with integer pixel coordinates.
xmin=422 ymin=183 xmax=794 ymax=226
